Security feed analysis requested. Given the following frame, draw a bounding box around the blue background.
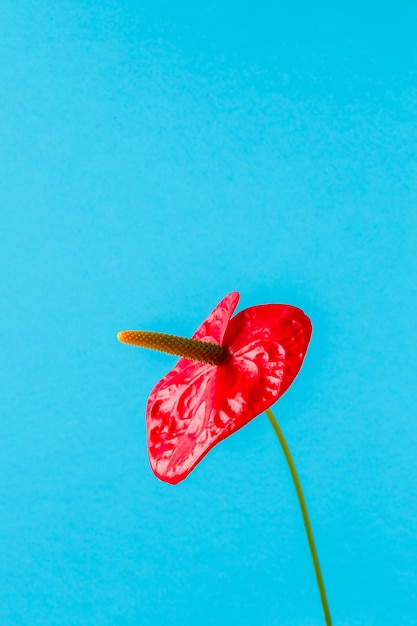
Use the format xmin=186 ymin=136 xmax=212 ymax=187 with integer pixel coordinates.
xmin=1 ymin=1 xmax=416 ymax=624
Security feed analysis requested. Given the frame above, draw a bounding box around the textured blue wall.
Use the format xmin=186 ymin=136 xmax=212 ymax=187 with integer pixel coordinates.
xmin=1 ymin=1 xmax=416 ymax=624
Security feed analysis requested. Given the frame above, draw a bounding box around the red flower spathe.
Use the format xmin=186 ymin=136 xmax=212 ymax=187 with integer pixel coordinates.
xmin=146 ymin=292 xmax=312 ymax=484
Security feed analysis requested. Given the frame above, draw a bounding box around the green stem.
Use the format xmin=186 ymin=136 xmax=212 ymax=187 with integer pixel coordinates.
xmin=265 ymin=408 xmax=332 ymax=626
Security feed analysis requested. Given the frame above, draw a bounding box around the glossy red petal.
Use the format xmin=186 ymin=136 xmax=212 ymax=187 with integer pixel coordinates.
xmin=146 ymin=293 xmax=312 ymax=484
xmin=146 ymin=292 xmax=239 ymax=484
xmin=219 ymin=303 xmax=312 ymax=427
xmin=191 ymin=291 xmax=240 ymax=343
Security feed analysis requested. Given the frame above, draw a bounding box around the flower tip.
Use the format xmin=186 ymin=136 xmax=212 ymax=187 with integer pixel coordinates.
xmin=117 ymin=331 xmax=128 ymax=344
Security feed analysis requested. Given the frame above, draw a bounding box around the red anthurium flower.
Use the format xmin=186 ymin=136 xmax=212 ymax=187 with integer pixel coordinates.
xmin=118 ymin=292 xmax=312 ymax=484
xmin=117 ymin=294 xmax=332 ymax=626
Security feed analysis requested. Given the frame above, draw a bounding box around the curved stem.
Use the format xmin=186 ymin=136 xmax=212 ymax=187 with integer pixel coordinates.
xmin=265 ymin=408 xmax=332 ymax=626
